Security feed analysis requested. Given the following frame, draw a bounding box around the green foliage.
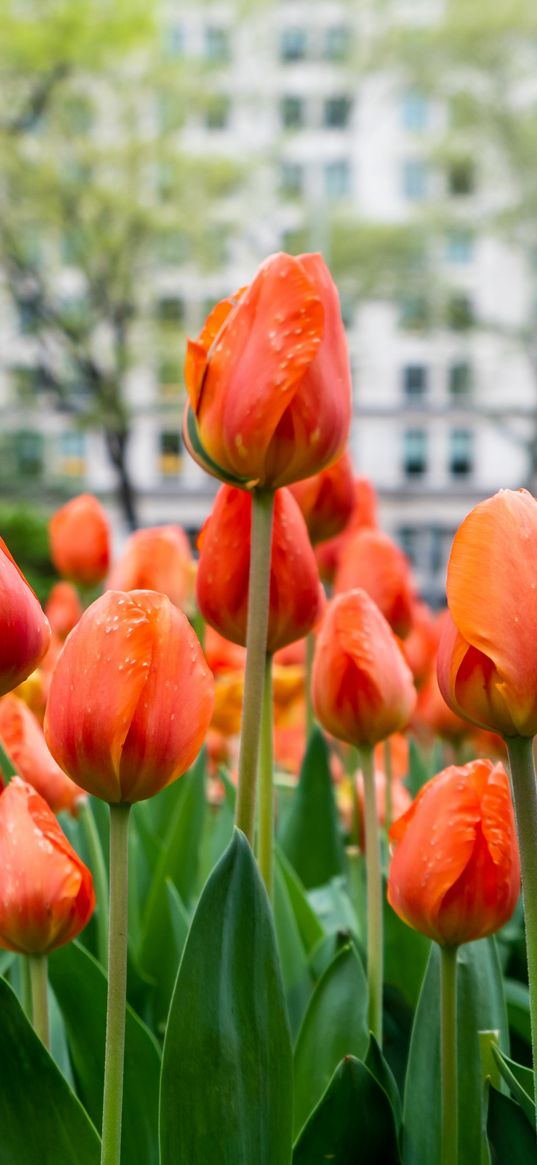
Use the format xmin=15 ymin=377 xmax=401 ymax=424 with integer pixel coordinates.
xmin=0 ymin=503 xmax=56 ymax=602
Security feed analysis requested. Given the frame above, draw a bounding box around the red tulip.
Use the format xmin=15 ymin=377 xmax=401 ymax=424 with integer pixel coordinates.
xmin=312 ymin=589 xmax=417 ymax=747
xmin=45 ymin=582 xmax=83 ymax=640
xmin=107 ymin=525 xmax=193 ymax=609
xmin=0 ymin=777 xmax=95 ymax=954
xmin=289 ymin=450 xmax=354 ymax=544
xmin=44 ymin=590 xmax=214 ymax=804
xmin=49 ymin=493 xmax=110 ymax=585
xmin=315 ymin=475 xmax=378 ymax=584
xmin=196 ymin=485 xmax=325 ymax=653
xmin=334 ymin=529 xmax=416 ymax=638
xmin=184 ymin=252 xmax=351 ymax=488
xmin=0 ymin=695 xmax=85 ymax=815
xmin=0 ymin=537 xmax=51 ymax=698
xmin=388 ymin=759 xmax=520 ymax=945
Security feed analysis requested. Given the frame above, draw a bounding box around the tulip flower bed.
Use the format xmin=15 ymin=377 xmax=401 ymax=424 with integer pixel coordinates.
xmin=0 ymin=252 xmax=536 ymax=1165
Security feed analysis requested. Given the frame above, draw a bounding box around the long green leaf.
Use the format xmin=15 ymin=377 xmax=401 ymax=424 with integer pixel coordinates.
xmin=293 ymin=944 xmax=369 ymax=1138
xmin=403 ymin=938 xmax=508 ymax=1165
xmin=487 ymin=1086 xmax=536 ymax=1163
xmin=491 ymin=1045 xmax=535 ymax=1128
xmin=279 ymin=726 xmax=345 ymax=889
xmin=0 ymin=976 xmax=100 ymax=1165
xmin=274 ymin=856 xmax=314 ymax=1037
xmin=49 ymin=941 xmax=161 ymax=1165
xmin=293 ymin=1055 xmax=401 ymax=1165
xmin=160 ymin=829 xmax=293 ymax=1165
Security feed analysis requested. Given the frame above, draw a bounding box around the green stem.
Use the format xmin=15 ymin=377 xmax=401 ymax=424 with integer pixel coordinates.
xmin=440 ymin=944 xmax=459 ymax=1165
xmin=28 ymin=954 xmax=49 ymax=1049
xmin=257 ymin=654 xmax=274 ymax=898
xmin=79 ymin=798 xmax=109 ymax=966
xmin=505 ymin=736 xmax=537 ymax=1120
xmin=383 ymin=738 xmax=393 ymax=833
xmin=358 ymin=744 xmax=383 ymax=1044
xmin=235 ymin=488 xmax=275 ymax=845
xmin=101 ymin=804 xmax=131 ymax=1165
xmin=305 ymin=631 xmax=315 ymax=736
xmin=21 ymin=955 xmax=32 ymax=1021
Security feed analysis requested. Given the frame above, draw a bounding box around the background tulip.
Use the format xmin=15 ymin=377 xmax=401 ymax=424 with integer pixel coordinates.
xmin=0 ymin=777 xmax=95 ymax=954
xmin=44 ymin=589 xmax=215 ymax=804
xmin=45 ymin=581 xmax=83 ymax=640
xmin=197 ymin=485 xmax=324 ymax=653
xmin=0 ymin=694 xmax=85 ymax=814
xmin=0 ymin=537 xmax=51 ymax=698
xmin=107 ymin=525 xmax=194 ymax=610
xmin=184 ymin=251 xmax=351 ymax=488
xmin=334 ymin=528 xmax=416 ymax=638
xmin=49 ymin=493 xmax=111 ymax=586
xmin=388 ymin=759 xmax=520 ymax=946
xmin=289 ymin=450 xmax=354 ymax=544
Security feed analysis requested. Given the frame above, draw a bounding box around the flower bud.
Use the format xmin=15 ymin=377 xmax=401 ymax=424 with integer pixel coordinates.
xmin=0 ymin=537 xmax=51 ymax=698
xmin=0 ymin=694 xmax=85 ymax=815
xmin=289 ymin=450 xmax=354 ymax=544
xmin=49 ymin=493 xmax=110 ymax=585
xmin=334 ymin=529 xmax=416 ymax=638
xmin=45 ymin=582 xmax=83 ymax=640
xmin=107 ymin=525 xmax=194 ymax=609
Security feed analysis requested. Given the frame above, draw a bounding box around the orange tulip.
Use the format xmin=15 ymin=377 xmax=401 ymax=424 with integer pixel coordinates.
xmin=196 ymin=485 xmax=325 ymax=653
xmin=203 ymin=626 xmax=246 ymax=676
xmin=184 ymin=252 xmax=351 ymax=489
xmin=0 ymin=695 xmax=85 ymax=815
xmin=44 ymin=590 xmax=214 ymax=804
xmin=49 ymin=493 xmax=110 ymax=586
xmin=0 ymin=777 xmax=95 ymax=954
xmin=334 ymin=529 xmax=416 ymax=638
xmin=312 ymin=589 xmax=417 ymax=747
xmin=107 ymin=525 xmax=194 ymax=610
xmin=0 ymin=537 xmax=51 ymax=698
xmin=438 ymin=489 xmax=537 ymax=737
xmin=355 ymin=768 xmax=413 ymax=844
xmin=289 ymin=450 xmax=354 ymax=544
xmin=403 ymin=600 xmax=440 ymax=688
xmin=45 ymin=582 xmax=83 ymax=640
xmin=315 ymin=475 xmax=378 ymax=584
xmin=388 ymin=759 xmax=520 ymax=945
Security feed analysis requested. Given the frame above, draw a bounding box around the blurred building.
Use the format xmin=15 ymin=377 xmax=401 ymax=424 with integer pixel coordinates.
xmin=0 ymin=0 xmax=534 ymax=603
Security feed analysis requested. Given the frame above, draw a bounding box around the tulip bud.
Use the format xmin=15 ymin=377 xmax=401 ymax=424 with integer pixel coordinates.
xmin=312 ymin=589 xmax=417 ymax=747
xmin=45 ymin=581 xmax=83 ymax=640
xmin=0 ymin=537 xmax=51 ymax=698
xmin=184 ymin=252 xmax=351 ymax=489
xmin=196 ymin=485 xmax=325 ymax=653
xmin=334 ymin=529 xmax=416 ymax=638
xmin=0 ymin=694 xmax=85 ymax=815
xmin=49 ymin=493 xmax=111 ymax=586
xmin=107 ymin=525 xmax=193 ymax=609
xmin=289 ymin=450 xmax=354 ymax=545
xmin=388 ymin=759 xmax=520 ymax=946
xmin=0 ymin=777 xmax=95 ymax=954
xmin=44 ymin=590 xmax=215 ymax=804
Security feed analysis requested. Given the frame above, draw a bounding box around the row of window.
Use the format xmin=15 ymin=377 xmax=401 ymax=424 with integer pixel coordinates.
xmin=4 ymin=430 xmax=185 ymax=481
xmin=278 ymin=158 xmax=475 ymax=205
xmin=402 ymin=429 xmax=474 ymax=478
xmin=402 ymin=158 xmax=475 ymax=202
xmin=402 ymin=362 xmax=472 ymax=399
xmin=397 ymin=524 xmax=456 ymax=582
xmin=163 ymin=24 xmax=350 ymax=64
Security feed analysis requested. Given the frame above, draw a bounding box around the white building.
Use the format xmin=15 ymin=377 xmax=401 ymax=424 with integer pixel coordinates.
xmin=0 ymin=0 xmax=533 ymax=602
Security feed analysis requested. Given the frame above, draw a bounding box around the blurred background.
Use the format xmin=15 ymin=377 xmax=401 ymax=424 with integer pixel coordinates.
xmin=1 ymin=0 xmax=536 ymax=605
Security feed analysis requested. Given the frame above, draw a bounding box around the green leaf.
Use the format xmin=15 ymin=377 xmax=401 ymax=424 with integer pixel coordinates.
xmin=293 ymin=944 xmax=369 ymax=1138
xmin=279 ymin=726 xmax=345 ymax=889
xmin=276 ymin=848 xmax=325 ymax=954
xmin=366 ymin=1034 xmax=403 ymax=1136
xmin=384 ymin=900 xmax=431 ymax=1008
xmin=292 ymin=1055 xmax=401 ymax=1165
xmin=487 ymin=1086 xmax=536 ymax=1163
xmin=403 ymin=938 xmax=509 ymax=1165
xmin=491 ymin=1046 xmax=535 ymax=1129
xmin=505 ymin=977 xmax=531 ymax=1046
xmin=0 ymin=976 xmax=100 ymax=1165
xmin=48 ymin=941 xmax=161 ymax=1165
xmin=160 ymin=829 xmax=293 ymax=1165
xmin=274 ymin=856 xmax=314 ymax=1038
xmin=307 ymin=876 xmax=358 ymax=937
xmin=406 ymin=737 xmax=431 ymax=797
xmin=198 ymin=774 xmax=235 ymax=887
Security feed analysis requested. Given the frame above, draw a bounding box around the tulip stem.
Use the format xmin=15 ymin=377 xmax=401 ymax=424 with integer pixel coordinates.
xmin=305 ymin=632 xmax=315 ymax=736
xmin=440 ymin=944 xmax=459 ymax=1165
xmin=101 ymin=803 xmax=131 ymax=1165
xmin=28 ymin=954 xmax=49 ymax=1050
xmin=505 ymin=736 xmax=537 ymax=1121
xmin=257 ymin=653 xmax=274 ymax=899
xmin=235 ymin=488 xmax=275 ymax=845
xmin=80 ymin=798 xmax=109 ymax=966
xmin=383 ymin=739 xmax=393 ymax=833
xmin=358 ymin=744 xmax=383 ymax=1045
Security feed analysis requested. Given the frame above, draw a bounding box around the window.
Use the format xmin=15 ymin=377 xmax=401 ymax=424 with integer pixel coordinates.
xmin=159 ymin=431 xmax=182 ymax=477
xmin=446 ymin=229 xmax=474 ymax=264
xmin=15 ymin=430 xmax=44 ymax=478
xmin=401 ymin=90 xmax=428 ymax=132
xmin=403 ymin=428 xmax=427 ymax=477
xmin=398 ymin=526 xmax=420 ymax=567
xmin=156 ymin=297 xmax=185 ymax=325
xmin=60 ymin=430 xmax=86 ymax=477
xmin=163 ymin=24 xmax=184 ymax=57
xmin=11 ymin=366 xmax=40 ymax=400
xmin=323 ymin=96 xmax=352 ymax=129
xmin=17 ymin=296 xmax=40 ymax=335
xmin=447 ymin=158 xmax=475 ymax=196
xmin=158 ymin=357 xmax=179 ymax=399
xmin=280 ymin=27 xmax=307 ymax=62
xmin=403 ymin=364 xmax=428 ymax=399
xmin=449 ymin=428 xmax=473 ymax=477
xmin=448 ymin=361 xmax=472 ymax=398
xmin=281 ymin=95 xmax=304 ymax=129
xmin=324 ymin=25 xmax=349 ymax=61
xmin=205 ymin=27 xmax=230 ymax=62
xmin=447 ymin=294 xmax=474 ymax=331
xmin=325 ymin=159 xmax=351 ymax=198
xmin=205 ymin=95 xmax=231 ymax=130
xmin=399 ymin=295 xmax=430 ymax=331
xmin=402 ymin=159 xmax=428 ymax=201
xmin=281 ymin=161 xmax=303 ymax=196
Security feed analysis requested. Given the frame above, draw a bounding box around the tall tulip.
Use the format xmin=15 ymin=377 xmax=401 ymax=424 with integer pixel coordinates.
xmin=49 ymin=493 xmax=110 ymax=586
xmin=0 ymin=537 xmax=51 ymax=697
